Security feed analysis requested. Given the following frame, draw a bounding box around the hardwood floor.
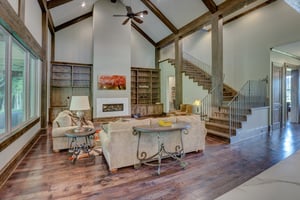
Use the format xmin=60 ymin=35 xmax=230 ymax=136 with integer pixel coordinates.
xmin=1 ymin=123 xmax=300 ymax=200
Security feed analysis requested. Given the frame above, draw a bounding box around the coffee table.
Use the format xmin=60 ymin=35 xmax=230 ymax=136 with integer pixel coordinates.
xmin=133 ymin=122 xmax=190 ymax=175
xmin=65 ymin=127 xmax=96 ymax=164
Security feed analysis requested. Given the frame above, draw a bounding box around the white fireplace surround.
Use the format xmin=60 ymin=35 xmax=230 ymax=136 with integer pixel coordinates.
xmin=96 ymin=98 xmax=129 ymax=117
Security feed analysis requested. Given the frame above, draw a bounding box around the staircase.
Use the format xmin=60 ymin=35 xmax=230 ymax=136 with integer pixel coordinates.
xmin=167 ymin=57 xmax=267 ymax=143
xmin=168 ymin=58 xmax=236 ymax=101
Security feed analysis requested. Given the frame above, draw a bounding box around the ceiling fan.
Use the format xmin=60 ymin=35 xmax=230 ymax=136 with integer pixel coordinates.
xmin=113 ymin=6 xmax=148 ymax=25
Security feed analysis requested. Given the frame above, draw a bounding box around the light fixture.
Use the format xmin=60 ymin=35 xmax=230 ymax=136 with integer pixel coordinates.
xmin=69 ymin=96 xmax=90 ymax=132
xmin=193 ymin=99 xmax=201 ymax=113
xmin=284 ymin=0 xmax=300 ymax=13
xmin=81 ymin=1 xmax=86 ymax=8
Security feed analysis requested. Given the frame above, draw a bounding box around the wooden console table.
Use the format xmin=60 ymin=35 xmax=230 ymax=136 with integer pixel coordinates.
xmin=132 ymin=122 xmax=190 ymax=175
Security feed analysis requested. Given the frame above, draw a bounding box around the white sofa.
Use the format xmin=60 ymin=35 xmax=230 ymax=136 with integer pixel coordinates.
xmin=52 ymin=110 xmax=94 ymax=152
xmin=100 ymin=114 xmax=207 ymax=172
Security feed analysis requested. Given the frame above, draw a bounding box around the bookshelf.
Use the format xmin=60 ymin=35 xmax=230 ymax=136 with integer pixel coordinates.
xmin=49 ymin=62 xmax=92 ymax=122
xmin=131 ymin=67 xmax=163 ymax=116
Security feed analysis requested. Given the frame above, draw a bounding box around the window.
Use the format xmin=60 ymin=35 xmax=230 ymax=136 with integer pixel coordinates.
xmin=0 ymin=25 xmax=40 ymax=139
xmin=29 ymin=56 xmax=37 ymax=119
xmin=0 ymin=29 xmax=7 ymax=134
xmin=11 ymin=41 xmax=26 ymax=128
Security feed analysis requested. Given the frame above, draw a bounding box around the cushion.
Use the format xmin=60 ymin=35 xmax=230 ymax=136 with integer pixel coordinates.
xmin=55 ymin=113 xmax=72 ymax=127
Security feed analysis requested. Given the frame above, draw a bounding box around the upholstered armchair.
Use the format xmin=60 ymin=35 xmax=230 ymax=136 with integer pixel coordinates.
xmin=51 ymin=110 xmax=94 ymax=152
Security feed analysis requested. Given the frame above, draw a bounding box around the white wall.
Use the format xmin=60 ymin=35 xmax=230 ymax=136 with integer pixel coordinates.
xmin=224 ymin=0 xmax=300 ymax=90
xmin=93 ymin=0 xmax=131 ymax=118
xmin=55 ymin=18 xmax=93 ymax=63
xmin=160 ymin=43 xmax=175 ymax=60
xmin=160 ymin=61 xmax=208 ymax=112
xmin=168 ymin=0 xmax=300 ymax=91
xmin=25 ymin=0 xmax=42 ymax=46
xmin=131 ymin=28 xmax=155 ymax=67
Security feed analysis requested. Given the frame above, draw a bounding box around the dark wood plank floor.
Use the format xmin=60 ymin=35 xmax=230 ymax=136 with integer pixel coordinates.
xmin=1 ymin=123 xmax=300 ymax=200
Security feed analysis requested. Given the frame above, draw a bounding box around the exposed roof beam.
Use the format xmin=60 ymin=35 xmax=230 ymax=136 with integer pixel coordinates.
xmin=37 ymin=0 xmax=56 ymax=34
xmin=47 ymin=0 xmax=73 ymax=9
xmin=202 ymin=0 xmax=217 ymax=13
xmin=157 ymin=0 xmax=263 ymax=48
xmin=141 ymin=0 xmax=178 ymax=34
xmin=131 ymin=22 xmax=156 ymax=46
xmin=48 ymin=12 xmax=55 ymax=34
xmin=55 ymin=12 xmax=93 ymax=32
xmin=37 ymin=0 xmax=47 ymax=12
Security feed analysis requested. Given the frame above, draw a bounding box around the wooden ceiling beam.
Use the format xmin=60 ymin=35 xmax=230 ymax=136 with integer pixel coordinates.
xmin=141 ymin=0 xmax=178 ymax=34
xmin=47 ymin=0 xmax=73 ymax=9
xmin=202 ymin=0 xmax=217 ymax=13
xmin=55 ymin=12 xmax=93 ymax=32
xmin=131 ymin=22 xmax=156 ymax=46
xmin=157 ymin=0 xmax=262 ymax=48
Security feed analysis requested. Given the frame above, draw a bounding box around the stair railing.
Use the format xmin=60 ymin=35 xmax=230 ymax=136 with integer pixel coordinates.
xmin=227 ymin=80 xmax=268 ymax=136
xmin=199 ymin=85 xmax=220 ymax=121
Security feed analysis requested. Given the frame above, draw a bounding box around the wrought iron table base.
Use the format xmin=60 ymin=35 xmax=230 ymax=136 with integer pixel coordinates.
xmin=133 ymin=123 xmax=189 ymax=175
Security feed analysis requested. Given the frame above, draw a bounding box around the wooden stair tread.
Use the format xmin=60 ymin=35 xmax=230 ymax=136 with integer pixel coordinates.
xmin=205 ymin=121 xmax=231 ymax=129
xmin=206 ymin=129 xmax=230 ymax=139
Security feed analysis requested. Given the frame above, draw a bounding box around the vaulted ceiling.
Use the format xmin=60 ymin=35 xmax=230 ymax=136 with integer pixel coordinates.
xmin=46 ymin=0 xmax=279 ymax=49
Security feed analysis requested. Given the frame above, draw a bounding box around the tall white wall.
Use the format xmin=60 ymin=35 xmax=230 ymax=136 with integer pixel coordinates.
xmin=55 ymin=18 xmax=93 ymax=63
xmin=25 ymin=0 xmax=42 ymax=46
xmin=176 ymin=0 xmax=300 ymax=90
xmin=131 ymin=28 xmax=155 ymax=67
xmin=93 ymin=0 xmax=131 ymax=118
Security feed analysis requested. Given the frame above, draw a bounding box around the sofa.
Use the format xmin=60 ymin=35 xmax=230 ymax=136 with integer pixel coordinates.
xmin=100 ymin=114 xmax=207 ymax=172
xmin=52 ymin=110 xmax=94 ymax=152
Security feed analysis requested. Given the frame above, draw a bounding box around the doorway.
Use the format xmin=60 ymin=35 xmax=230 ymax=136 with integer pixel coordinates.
xmin=284 ymin=64 xmax=300 ymax=124
xmin=272 ymin=62 xmax=283 ymax=130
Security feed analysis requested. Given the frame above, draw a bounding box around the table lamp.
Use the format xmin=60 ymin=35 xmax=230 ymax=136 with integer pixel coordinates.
xmin=69 ymin=96 xmax=90 ymax=132
xmin=193 ymin=99 xmax=201 ymax=114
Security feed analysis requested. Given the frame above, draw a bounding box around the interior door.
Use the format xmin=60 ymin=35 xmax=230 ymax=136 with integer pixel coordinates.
xmin=272 ymin=63 xmax=283 ymax=129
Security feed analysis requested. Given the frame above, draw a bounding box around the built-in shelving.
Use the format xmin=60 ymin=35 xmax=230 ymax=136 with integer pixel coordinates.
xmin=49 ymin=62 xmax=93 ymax=122
xmin=131 ymin=67 xmax=163 ymax=116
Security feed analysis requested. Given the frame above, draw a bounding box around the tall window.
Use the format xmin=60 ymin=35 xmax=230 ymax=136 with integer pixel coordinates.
xmin=0 ymin=25 xmax=40 ymax=139
xmin=11 ymin=41 xmax=26 ymax=128
xmin=0 ymin=29 xmax=7 ymax=134
xmin=29 ymin=56 xmax=37 ymax=118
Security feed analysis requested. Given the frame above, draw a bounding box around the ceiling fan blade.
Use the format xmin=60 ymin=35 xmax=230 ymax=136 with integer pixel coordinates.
xmin=122 ymin=18 xmax=130 ymax=25
xmin=113 ymin=14 xmax=127 ymax=17
xmin=133 ymin=17 xmax=143 ymax=24
xmin=135 ymin=10 xmax=148 ymax=16
xmin=126 ymin=6 xmax=133 ymax=14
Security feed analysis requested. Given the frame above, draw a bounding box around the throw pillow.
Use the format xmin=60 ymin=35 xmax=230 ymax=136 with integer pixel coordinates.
xmin=55 ymin=113 xmax=72 ymax=127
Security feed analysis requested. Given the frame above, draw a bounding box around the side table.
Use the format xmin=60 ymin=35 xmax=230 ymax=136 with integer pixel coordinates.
xmin=133 ymin=122 xmax=190 ymax=175
xmin=65 ymin=127 xmax=96 ymax=164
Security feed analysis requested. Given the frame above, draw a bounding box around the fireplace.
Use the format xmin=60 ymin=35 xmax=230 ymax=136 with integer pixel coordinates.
xmin=103 ymin=103 xmax=124 ymax=112
xmin=97 ymin=98 xmax=129 ymax=117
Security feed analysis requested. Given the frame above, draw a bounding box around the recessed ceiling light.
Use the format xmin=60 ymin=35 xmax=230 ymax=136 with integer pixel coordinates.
xmin=81 ymin=1 xmax=86 ymax=8
xmin=284 ymin=0 xmax=300 ymax=13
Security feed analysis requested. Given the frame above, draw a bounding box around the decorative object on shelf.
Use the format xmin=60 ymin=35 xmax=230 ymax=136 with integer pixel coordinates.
xmin=98 ymin=74 xmax=126 ymax=90
xmin=193 ymin=99 xmax=201 ymax=114
xmin=69 ymin=96 xmax=90 ymax=132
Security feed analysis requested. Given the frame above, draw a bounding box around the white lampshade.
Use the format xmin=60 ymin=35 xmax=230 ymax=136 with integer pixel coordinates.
xmin=69 ymin=96 xmax=90 ymax=111
xmin=193 ymin=99 xmax=201 ymax=106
